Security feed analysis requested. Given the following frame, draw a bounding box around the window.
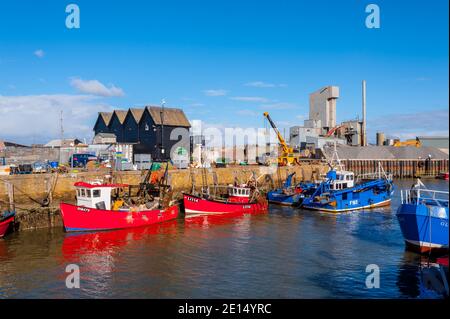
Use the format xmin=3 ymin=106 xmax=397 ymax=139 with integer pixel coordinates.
xmin=342 ymin=193 xmax=348 ymax=200
xmin=81 ymin=189 xmax=86 ymax=197
xmin=86 ymin=189 xmax=91 ymax=198
xmin=76 ymin=189 xmax=80 ymax=197
xmin=93 ymin=189 xmax=101 ymax=198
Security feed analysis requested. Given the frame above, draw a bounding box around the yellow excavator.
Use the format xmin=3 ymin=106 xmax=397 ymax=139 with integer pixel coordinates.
xmin=393 ymin=137 xmax=421 ymax=147
xmin=263 ymin=112 xmax=301 ymax=166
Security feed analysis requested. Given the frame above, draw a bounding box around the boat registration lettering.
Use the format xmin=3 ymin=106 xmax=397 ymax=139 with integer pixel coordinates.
xmin=186 ymin=196 xmax=199 ymax=203
xmin=243 ymin=205 xmax=251 ymax=209
xmin=349 ymin=200 xmax=358 ymax=205
xmin=77 ymin=207 xmax=90 ymax=212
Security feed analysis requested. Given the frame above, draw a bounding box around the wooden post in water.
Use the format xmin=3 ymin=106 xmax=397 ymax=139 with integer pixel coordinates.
xmin=5 ymin=181 xmax=15 ymax=212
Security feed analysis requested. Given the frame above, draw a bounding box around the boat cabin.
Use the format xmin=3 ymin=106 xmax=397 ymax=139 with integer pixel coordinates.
xmin=74 ymin=181 xmax=128 ymax=211
xmin=327 ymin=170 xmax=355 ymax=190
xmin=228 ymin=185 xmax=251 ymax=203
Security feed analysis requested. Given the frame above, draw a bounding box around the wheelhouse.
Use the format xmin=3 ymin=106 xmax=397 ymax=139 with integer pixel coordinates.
xmin=327 ymin=170 xmax=355 ymax=190
xmin=74 ymin=181 xmax=128 ymax=210
xmin=228 ymin=186 xmax=251 ymax=198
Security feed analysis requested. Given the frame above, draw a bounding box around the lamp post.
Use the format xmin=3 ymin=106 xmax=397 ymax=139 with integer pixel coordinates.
xmin=160 ymin=99 xmax=165 ymax=160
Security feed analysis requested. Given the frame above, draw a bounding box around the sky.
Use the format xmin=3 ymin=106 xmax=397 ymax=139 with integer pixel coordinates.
xmin=0 ymin=0 xmax=448 ymax=145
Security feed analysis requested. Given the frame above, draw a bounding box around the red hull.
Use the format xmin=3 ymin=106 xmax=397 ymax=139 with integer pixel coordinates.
xmin=183 ymin=193 xmax=268 ymax=217
xmin=60 ymin=202 xmax=179 ymax=232
xmin=0 ymin=216 xmax=14 ymax=238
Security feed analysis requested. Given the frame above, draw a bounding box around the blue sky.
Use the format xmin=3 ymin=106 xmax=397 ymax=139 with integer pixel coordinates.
xmin=0 ymin=0 xmax=448 ymax=144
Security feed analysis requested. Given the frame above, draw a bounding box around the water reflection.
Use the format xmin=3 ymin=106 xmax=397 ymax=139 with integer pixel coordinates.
xmin=0 ymin=179 xmax=447 ymax=298
xmin=397 ymin=251 xmax=449 ymax=298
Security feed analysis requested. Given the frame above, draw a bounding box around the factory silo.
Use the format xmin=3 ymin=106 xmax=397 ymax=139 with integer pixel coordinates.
xmin=376 ymin=132 xmax=385 ymax=146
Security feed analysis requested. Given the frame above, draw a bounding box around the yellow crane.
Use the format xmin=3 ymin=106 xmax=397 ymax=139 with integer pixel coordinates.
xmin=263 ymin=112 xmax=300 ymax=166
xmin=393 ymin=137 xmax=421 ymax=147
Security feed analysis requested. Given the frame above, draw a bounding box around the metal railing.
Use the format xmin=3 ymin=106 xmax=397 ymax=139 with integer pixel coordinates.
xmin=400 ymin=188 xmax=449 ymax=207
xmin=356 ymin=162 xmax=393 ymax=182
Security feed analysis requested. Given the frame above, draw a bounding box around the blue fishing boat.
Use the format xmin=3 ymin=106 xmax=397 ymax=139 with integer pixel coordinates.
xmin=301 ymin=147 xmax=394 ymax=212
xmin=397 ymin=180 xmax=449 ymax=254
xmin=266 ymin=172 xmax=316 ymax=206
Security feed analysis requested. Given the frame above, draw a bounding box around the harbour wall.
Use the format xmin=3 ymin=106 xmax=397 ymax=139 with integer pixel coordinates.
xmin=0 ymin=164 xmax=328 ymax=231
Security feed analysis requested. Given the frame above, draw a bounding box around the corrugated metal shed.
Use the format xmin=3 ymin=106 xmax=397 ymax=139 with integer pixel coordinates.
xmin=417 ymin=136 xmax=449 ymax=149
xmin=146 ymin=106 xmax=191 ymax=127
xmin=323 ymin=145 xmax=449 ymax=160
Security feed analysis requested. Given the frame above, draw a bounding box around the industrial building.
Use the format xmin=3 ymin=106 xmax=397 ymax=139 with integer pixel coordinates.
xmin=289 ymin=85 xmax=364 ymax=154
xmin=93 ymin=106 xmax=191 ymax=162
xmin=417 ymin=136 xmax=449 ymax=154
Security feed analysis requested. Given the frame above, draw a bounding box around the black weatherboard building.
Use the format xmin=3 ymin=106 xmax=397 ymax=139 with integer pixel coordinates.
xmin=93 ymin=106 xmax=191 ymax=161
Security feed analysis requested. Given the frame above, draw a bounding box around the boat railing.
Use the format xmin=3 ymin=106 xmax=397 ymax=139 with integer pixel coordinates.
xmin=401 ymin=188 xmax=449 ymax=207
xmin=356 ymin=162 xmax=392 ymax=182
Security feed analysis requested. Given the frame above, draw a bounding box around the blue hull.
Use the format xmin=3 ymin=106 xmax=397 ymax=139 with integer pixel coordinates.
xmin=302 ymin=179 xmax=393 ymax=212
xmin=267 ymin=191 xmax=304 ymax=206
xmin=397 ymin=203 xmax=449 ymax=253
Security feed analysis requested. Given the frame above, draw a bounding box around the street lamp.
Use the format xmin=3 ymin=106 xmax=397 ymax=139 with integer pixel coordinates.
xmin=160 ymin=99 xmax=166 ymax=160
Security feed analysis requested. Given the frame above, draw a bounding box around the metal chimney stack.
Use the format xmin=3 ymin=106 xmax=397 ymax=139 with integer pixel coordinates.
xmin=362 ymin=80 xmax=367 ymax=147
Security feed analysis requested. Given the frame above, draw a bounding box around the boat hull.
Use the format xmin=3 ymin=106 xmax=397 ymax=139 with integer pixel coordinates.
xmin=183 ymin=193 xmax=268 ymax=217
xmin=267 ymin=191 xmax=304 ymax=206
xmin=301 ymin=179 xmax=393 ymax=213
xmin=60 ymin=202 xmax=179 ymax=232
xmin=0 ymin=216 xmax=14 ymax=238
xmin=397 ymin=203 xmax=449 ymax=254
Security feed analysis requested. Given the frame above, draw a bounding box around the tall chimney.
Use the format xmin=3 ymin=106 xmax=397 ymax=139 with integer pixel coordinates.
xmin=362 ymin=80 xmax=367 ymax=147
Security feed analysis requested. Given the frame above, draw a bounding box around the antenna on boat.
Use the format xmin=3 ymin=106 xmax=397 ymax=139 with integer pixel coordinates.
xmin=329 ymin=141 xmax=344 ymax=171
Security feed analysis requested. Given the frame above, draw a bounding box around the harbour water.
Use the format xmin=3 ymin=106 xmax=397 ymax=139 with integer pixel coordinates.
xmin=0 ymin=179 xmax=448 ymax=299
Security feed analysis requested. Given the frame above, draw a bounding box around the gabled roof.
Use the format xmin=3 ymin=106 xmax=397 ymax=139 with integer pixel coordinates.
xmin=128 ymin=108 xmax=145 ymax=123
xmin=112 ymin=110 xmax=128 ymax=124
xmin=146 ymin=106 xmax=191 ymax=127
xmin=99 ymin=112 xmax=113 ymax=126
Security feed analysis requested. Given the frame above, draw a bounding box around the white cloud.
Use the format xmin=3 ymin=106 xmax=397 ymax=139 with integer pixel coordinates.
xmin=203 ymin=89 xmax=228 ymax=97
xmin=236 ymin=109 xmax=258 ymax=116
xmin=230 ymin=96 xmax=269 ymax=103
xmin=0 ymin=94 xmax=114 ymax=144
xmin=244 ymin=81 xmax=287 ymax=88
xmin=368 ymin=108 xmax=449 ymax=141
xmin=70 ymin=77 xmax=125 ymax=97
xmin=34 ymin=49 xmax=45 ymax=58
xmin=260 ymin=102 xmax=297 ymax=109
xmin=415 ymin=77 xmax=431 ymax=81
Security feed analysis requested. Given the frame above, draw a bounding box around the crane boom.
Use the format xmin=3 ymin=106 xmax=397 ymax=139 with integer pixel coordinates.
xmin=263 ymin=112 xmax=289 ymax=154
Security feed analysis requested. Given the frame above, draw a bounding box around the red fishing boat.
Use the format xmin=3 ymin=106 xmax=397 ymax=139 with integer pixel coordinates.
xmin=0 ymin=211 xmax=15 ymax=238
xmin=60 ymin=181 xmax=179 ymax=232
xmin=437 ymin=172 xmax=449 ymax=180
xmin=183 ymin=184 xmax=268 ymax=217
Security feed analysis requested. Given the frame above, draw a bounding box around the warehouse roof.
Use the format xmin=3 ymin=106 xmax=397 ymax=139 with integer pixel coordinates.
xmin=99 ymin=112 xmax=113 ymax=126
xmin=146 ymin=106 xmax=191 ymax=127
xmin=129 ymin=108 xmax=145 ymax=123
xmin=323 ymin=144 xmax=449 ymax=160
xmin=112 ymin=110 xmax=128 ymax=124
